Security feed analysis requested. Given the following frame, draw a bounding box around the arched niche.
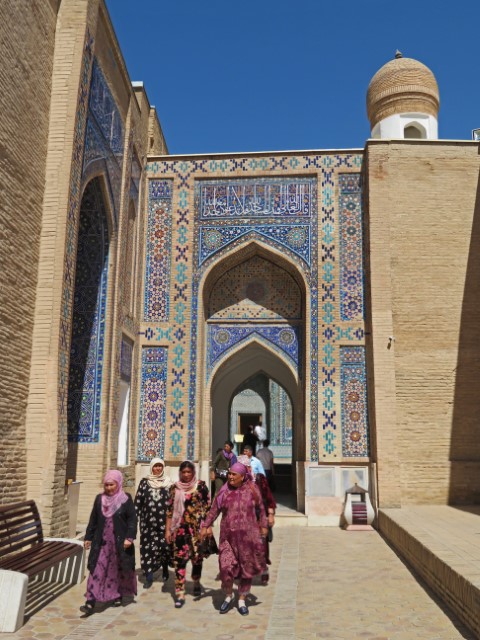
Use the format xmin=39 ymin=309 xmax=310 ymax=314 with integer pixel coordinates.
xmin=66 ymin=176 xmax=112 ymax=474
xmin=210 ymin=339 xmax=303 ymax=473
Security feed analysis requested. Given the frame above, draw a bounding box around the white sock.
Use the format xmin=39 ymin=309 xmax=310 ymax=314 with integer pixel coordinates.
xmin=224 ymin=595 xmax=233 ymax=603
xmin=238 ymin=598 xmax=246 ymax=608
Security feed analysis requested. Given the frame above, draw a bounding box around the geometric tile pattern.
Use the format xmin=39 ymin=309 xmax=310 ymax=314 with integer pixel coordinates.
xmin=339 ymin=174 xmax=364 ymax=321
xmin=208 ymin=255 xmax=302 ymax=320
xmin=67 ymin=178 xmax=110 ymax=443
xmin=137 ymin=347 xmax=168 ymax=461
xmin=58 ymin=32 xmax=94 ymax=452
xmin=143 ymin=179 xmax=173 ymax=321
xmin=145 ymin=154 xmax=366 ymax=462
xmin=340 ymin=346 xmax=369 ymax=457
xmin=83 ymin=60 xmax=125 ymax=224
xmin=199 ymin=224 xmax=311 ymax=267
xmin=208 ymin=324 xmax=300 ymax=375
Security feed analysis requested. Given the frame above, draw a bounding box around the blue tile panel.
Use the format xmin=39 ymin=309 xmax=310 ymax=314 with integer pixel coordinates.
xmin=208 ymin=325 xmax=300 ymax=376
xmin=339 ymin=174 xmax=364 ymax=321
xmin=137 ymin=347 xmax=168 ymax=460
xmin=143 ymin=180 xmax=173 ymax=321
xmin=340 ymin=346 xmax=369 ymax=456
xmin=67 ymin=179 xmax=110 ymax=443
xmin=144 ymin=154 xmax=366 ymax=461
xmin=59 ymin=32 xmax=93 ymax=450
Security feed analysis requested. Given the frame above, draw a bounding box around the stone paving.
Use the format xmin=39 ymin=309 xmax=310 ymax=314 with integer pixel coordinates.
xmin=4 ymin=527 xmax=476 ymax=640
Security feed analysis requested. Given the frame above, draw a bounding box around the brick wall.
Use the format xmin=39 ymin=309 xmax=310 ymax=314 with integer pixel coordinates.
xmin=367 ymin=140 xmax=480 ymax=505
xmin=0 ymin=0 xmax=58 ymax=504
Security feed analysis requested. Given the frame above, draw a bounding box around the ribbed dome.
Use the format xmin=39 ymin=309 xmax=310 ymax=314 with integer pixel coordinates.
xmin=367 ymin=55 xmax=439 ymax=129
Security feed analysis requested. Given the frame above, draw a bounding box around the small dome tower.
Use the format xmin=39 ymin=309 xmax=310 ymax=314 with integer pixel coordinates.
xmin=367 ymin=51 xmax=440 ymax=140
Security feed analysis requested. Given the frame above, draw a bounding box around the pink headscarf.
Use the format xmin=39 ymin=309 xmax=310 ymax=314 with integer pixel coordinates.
xmin=236 ymin=455 xmax=254 ymax=480
xmin=101 ymin=469 xmax=129 ymax=517
xmin=171 ymin=462 xmax=198 ymax=533
xmin=230 ymin=462 xmax=248 ymax=476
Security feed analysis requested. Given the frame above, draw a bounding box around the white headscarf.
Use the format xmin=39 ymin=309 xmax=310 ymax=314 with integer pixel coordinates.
xmin=147 ymin=457 xmax=172 ymax=490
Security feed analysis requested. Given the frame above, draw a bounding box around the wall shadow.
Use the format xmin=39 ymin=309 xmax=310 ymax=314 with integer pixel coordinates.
xmin=449 ymin=170 xmax=480 ymax=504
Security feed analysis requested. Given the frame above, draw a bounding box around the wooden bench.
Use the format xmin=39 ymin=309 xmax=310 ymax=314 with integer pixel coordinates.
xmin=0 ymin=500 xmax=84 ymax=632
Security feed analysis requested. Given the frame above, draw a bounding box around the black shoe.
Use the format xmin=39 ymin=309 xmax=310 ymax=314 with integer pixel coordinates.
xmin=112 ymin=598 xmax=122 ymax=607
xmin=162 ymin=567 xmax=169 ymax=582
xmin=174 ymin=598 xmax=185 ymax=609
xmin=219 ymin=599 xmax=233 ymax=614
xmin=143 ymin=580 xmax=153 ymax=589
xmin=238 ymin=604 xmax=249 ymax=616
xmin=79 ymin=601 xmax=95 ymax=615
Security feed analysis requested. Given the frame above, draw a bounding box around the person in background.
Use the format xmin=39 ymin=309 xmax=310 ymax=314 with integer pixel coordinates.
xmin=134 ymin=457 xmax=172 ymax=589
xmin=242 ymin=424 xmax=258 ymax=455
xmin=254 ymin=421 xmax=267 ymax=448
xmin=210 ymin=440 xmax=237 ymax=497
xmin=200 ymin=462 xmax=267 ymax=616
xmin=166 ymin=461 xmax=210 ymax=609
xmin=81 ymin=470 xmax=137 ymax=615
xmin=242 ymin=443 xmax=266 ymax=477
xmin=256 ymin=439 xmax=275 ymax=491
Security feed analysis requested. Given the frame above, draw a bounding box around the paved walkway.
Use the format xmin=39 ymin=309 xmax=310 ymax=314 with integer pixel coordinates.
xmin=4 ymin=525 xmax=476 ymax=640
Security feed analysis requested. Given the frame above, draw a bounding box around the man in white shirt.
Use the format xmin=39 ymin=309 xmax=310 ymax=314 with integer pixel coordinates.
xmin=256 ymin=439 xmax=275 ymax=491
xmin=254 ymin=422 xmax=266 ymax=447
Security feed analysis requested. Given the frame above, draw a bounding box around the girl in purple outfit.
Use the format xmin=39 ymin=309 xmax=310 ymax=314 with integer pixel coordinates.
xmin=200 ymin=462 xmax=268 ymax=616
xmin=80 ymin=470 xmax=137 ymax=615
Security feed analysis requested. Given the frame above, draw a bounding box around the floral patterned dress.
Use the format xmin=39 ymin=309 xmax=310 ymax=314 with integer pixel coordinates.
xmin=167 ymin=480 xmax=210 ymax=598
xmin=134 ymin=478 xmax=171 ymax=576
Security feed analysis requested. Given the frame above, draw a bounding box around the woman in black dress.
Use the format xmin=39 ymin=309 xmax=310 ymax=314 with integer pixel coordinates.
xmin=134 ymin=458 xmax=172 ymax=588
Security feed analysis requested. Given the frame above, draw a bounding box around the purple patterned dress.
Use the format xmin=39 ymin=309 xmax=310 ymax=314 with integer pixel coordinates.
xmin=85 ymin=516 xmax=137 ymax=602
xmin=203 ymin=480 xmax=267 ymax=596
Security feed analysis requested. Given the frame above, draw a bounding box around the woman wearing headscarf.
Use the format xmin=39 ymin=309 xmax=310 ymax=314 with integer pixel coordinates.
xmin=80 ymin=470 xmax=137 ymax=615
xmin=210 ymin=440 xmax=237 ymax=497
xmin=200 ymin=462 xmax=268 ymax=616
xmin=165 ymin=461 xmax=210 ymax=608
xmin=134 ymin=457 xmax=172 ymax=589
xmin=237 ymin=454 xmax=276 ymax=585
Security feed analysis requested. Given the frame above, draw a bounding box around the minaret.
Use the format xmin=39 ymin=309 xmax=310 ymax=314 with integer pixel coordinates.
xmin=366 ymin=51 xmax=440 ymax=139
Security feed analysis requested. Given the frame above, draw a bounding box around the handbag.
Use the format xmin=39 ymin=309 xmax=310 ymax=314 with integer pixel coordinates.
xmin=215 ymin=468 xmax=228 ymax=480
xmin=198 ymin=534 xmax=219 ymax=557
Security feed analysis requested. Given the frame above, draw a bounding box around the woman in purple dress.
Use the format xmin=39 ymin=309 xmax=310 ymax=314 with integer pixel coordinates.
xmin=200 ymin=462 xmax=268 ymax=616
xmin=80 ymin=470 xmax=137 ymax=615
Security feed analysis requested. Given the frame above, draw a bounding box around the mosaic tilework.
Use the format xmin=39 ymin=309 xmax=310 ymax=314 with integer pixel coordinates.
xmin=144 ymin=155 xmax=367 ymax=462
xmin=197 ymin=177 xmax=315 ymax=218
xmin=83 ymin=60 xmax=125 ymax=224
xmin=208 ymin=325 xmax=300 ymax=375
xmin=339 ymin=174 xmax=364 ymax=321
xmin=199 ymin=224 xmax=311 ymax=267
xmin=58 ymin=32 xmax=93 ymax=452
xmin=340 ymin=346 xmax=369 ymax=457
xmin=67 ymin=178 xmax=109 ymax=443
xmin=143 ymin=180 xmax=173 ymax=321
xmin=137 ymin=347 xmax=168 ymax=460
xmin=89 ymin=59 xmax=124 ymax=156
xmin=270 ymin=380 xmax=293 ymax=459
xmin=209 ymin=255 xmax=302 ymax=320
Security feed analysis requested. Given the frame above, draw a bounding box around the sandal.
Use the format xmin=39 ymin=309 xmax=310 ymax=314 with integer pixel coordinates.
xmin=79 ymin=601 xmax=95 ymax=615
xmin=174 ymin=598 xmax=185 ymax=608
xmin=112 ymin=597 xmax=122 ymax=607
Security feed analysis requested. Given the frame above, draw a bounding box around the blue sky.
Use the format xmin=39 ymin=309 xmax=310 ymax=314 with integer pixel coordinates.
xmin=106 ymin=0 xmax=479 ymax=155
